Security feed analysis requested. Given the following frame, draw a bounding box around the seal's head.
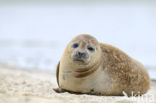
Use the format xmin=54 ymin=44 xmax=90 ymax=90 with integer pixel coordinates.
xmin=65 ymin=34 xmax=101 ymax=68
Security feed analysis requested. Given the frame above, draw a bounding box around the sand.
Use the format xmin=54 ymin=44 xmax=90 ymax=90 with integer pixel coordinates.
xmin=0 ymin=65 xmax=156 ymax=103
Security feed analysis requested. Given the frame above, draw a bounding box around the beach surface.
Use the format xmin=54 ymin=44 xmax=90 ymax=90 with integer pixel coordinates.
xmin=0 ymin=65 xmax=156 ymax=103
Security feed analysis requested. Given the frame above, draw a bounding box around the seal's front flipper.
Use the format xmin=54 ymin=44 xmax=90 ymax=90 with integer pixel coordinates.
xmin=53 ymin=88 xmax=66 ymax=93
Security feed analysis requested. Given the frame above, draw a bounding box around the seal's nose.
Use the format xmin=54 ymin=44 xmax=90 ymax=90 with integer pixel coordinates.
xmin=76 ymin=51 xmax=88 ymax=59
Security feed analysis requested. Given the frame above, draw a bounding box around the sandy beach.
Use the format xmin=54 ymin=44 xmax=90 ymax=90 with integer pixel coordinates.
xmin=0 ymin=65 xmax=156 ymax=103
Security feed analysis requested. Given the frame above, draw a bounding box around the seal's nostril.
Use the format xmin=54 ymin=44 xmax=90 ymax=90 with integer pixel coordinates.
xmin=78 ymin=52 xmax=81 ymax=56
xmin=82 ymin=53 xmax=86 ymax=57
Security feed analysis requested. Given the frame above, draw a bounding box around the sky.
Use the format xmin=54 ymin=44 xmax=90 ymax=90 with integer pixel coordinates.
xmin=0 ymin=1 xmax=156 ymax=71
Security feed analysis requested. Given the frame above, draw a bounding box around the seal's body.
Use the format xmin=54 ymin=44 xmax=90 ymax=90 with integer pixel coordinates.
xmin=54 ymin=34 xmax=150 ymax=96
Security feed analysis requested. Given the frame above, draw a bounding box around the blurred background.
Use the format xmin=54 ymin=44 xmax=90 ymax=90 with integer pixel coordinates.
xmin=0 ymin=0 xmax=156 ymax=78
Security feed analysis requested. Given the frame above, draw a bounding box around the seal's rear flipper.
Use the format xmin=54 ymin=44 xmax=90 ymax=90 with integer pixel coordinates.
xmin=53 ymin=88 xmax=66 ymax=93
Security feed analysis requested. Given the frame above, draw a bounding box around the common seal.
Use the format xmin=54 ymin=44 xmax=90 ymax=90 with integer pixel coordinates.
xmin=54 ymin=34 xmax=150 ymax=96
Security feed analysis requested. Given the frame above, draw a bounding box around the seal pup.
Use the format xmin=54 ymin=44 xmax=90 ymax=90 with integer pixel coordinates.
xmin=54 ymin=34 xmax=150 ymax=96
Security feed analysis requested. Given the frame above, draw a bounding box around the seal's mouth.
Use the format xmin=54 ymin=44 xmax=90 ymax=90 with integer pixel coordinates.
xmin=73 ymin=58 xmax=89 ymax=66
xmin=74 ymin=58 xmax=85 ymax=63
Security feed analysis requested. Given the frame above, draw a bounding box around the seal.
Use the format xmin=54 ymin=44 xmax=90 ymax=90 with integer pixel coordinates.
xmin=53 ymin=34 xmax=150 ymax=96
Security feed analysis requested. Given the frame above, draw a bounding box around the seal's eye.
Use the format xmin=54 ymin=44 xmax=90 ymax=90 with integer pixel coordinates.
xmin=72 ymin=43 xmax=79 ymax=49
xmin=87 ymin=46 xmax=95 ymax=52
